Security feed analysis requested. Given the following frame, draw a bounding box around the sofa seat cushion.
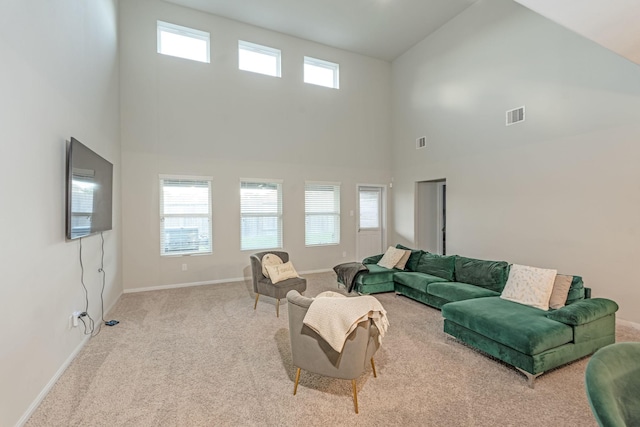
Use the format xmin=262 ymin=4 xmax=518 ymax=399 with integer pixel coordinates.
xmin=428 ymin=282 xmax=500 ymax=303
xmin=357 ymin=264 xmax=396 ymax=285
xmin=393 ymin=272 xmax=448 ymax=293
xmin=442 ymin=297 xmax=574 ymax=355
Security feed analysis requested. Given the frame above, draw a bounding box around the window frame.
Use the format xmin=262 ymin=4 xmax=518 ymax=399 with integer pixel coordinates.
xmin=305 ymin=181 xmax=341 ymax=247
xmin=238 ymin=40 xmax=282 ymax=77
xmin=157 ymin=20 xmax=210 ymax=63
xmin=303 ymin=56 xmax=340 ymax=89
xmin=240 ymin=179 xmax=283 ymax=251
xmin=159 ymin=175 xmax=213 ymax=257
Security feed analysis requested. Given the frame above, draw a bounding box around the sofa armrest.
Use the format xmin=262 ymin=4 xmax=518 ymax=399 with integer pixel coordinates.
xmin=546 ymin=298 xmax=618 ymax=326
xmin=363 ymin=254 xmax=383 ymax=264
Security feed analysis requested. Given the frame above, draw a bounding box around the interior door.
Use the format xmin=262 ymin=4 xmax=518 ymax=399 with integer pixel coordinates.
xmin=357 ymin=185 xmax=384 ymax=260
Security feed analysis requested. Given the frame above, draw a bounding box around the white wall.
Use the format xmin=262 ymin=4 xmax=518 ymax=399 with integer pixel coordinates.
xmin=119 ymin=0 xmax=392 ymax=291
xmin=0 ymin=1 xmax=121 ymax=425
xmin=391 ymin=0 xmax=640 ymax=323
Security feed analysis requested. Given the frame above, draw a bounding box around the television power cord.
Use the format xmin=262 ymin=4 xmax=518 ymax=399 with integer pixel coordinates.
xmin=78 ymin=233 xmax=119 ymax=337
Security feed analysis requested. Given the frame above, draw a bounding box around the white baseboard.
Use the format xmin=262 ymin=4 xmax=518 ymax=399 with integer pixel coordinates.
xmin=123 ymin=277 xmax=247 ymax=294
xmin=300 ymin=268 xmax=334 ymax=275
xmin=17 ymin=289 xmax=123 ymax=427
xmin=618 ymin=318 xmax=640 ymax=331
xmin=16 ymin=335 xmax=90 ymax=427
xmin=123 ymin=269 xmax=334 ymax=294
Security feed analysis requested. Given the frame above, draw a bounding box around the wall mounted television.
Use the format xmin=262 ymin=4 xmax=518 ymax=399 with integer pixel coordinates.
xmin=66 ymin=137 xmax=113 ymax=240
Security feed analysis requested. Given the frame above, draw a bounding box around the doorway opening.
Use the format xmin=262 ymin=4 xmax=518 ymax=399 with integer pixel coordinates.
xmin=415 ymin=179 xmax=446 ymax=255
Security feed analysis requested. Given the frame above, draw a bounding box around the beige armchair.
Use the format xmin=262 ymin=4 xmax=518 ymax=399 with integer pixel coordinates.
xmin=250 ymin=251 xmax=306 ymax=317
xmin=286 ymin=290 xmax=380 ymax=413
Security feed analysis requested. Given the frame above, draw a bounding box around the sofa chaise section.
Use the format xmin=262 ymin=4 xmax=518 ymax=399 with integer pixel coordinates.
xmin=442 ymin=295 xmax=618 ymax=387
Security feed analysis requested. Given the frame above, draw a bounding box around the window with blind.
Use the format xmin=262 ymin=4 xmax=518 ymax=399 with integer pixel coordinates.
xmin=159 ymin=176 xmax=212 ymax=256
xmin=240 ymin=180 xmax=283 ymax=251
xmin=305 ymin=182 xmax=340 ymax=246
xmin=359 ymin=187 xmax=381 ymax=229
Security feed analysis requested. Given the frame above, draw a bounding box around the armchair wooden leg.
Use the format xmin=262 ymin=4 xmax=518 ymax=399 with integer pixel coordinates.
xmin=371 ymin=358 xmax=377 ymax=378
xmin=293 ymin=368 xmax=301 ymax=395
xmin=352 ymin=379 xmax=359 ymax=414
xmin=276 ymin=299 xmax=280 ymax=317
xmin=254 ymin=294 xmax=259 ymax=310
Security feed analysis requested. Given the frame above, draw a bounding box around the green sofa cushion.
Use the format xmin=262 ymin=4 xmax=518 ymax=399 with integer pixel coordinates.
xmin=396 ymin=244 xmax=423 ymax=271
xmin=357 ymin=264 xmax=396 ymax=285
xmin=565 ymin=275 xmax=585 ymax=304
xmin=362 ymin=254 xmax=383 ymax=265
xmin=428 ymin=282 xmax=500 ymax=302
xmin=442 ymin=297 xmax=573 ymax=355
xmin=415 ymin=253 xmax=455 ymax=281
xmin=454 ymin=256 xmax=509 ymax=293
xmin=393 ymin=272 xmax=448 ymax=293
xmin=546 ymin=298 xmax=619 ymax=326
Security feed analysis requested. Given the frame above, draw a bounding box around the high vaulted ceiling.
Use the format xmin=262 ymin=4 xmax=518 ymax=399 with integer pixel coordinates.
xmin=163 ymin=0 xmax=478 ymax=61
xmin=515 ymin=0 xmax=640 ymax=66
xmin=163 ymin=0 xmax=640 ymax=65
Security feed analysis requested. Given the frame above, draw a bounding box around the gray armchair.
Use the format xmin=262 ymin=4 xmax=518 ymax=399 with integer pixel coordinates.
xmin=250 ymin=251 xmax=306 ymax=317
xmin=286 ymin=290 xmax=380 ymax=413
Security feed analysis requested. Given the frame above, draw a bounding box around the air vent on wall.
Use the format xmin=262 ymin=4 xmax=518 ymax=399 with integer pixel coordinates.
xmin=506 ymin=106 xmax=525 ymax=126
xmin=416 ymin=136 xmax=426 ymax=149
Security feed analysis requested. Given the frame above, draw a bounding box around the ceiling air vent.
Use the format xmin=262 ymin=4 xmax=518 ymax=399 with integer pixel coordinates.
xmin=416 ymin=136 xmax=426 ymax=149
xmin=506 ymin=106 xmax=525 ymax=126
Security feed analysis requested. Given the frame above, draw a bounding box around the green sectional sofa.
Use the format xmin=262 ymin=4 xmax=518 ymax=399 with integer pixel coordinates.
xmin=354 ymin=245 xmax=618 ymax=386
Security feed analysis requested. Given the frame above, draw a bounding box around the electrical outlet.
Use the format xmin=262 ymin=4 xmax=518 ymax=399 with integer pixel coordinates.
xmin=71 ymin=311 xmax=81 ymax=328
xmin=182 ymin=263 xmax=187 ymax=271
xmin=342 ymin=251 xmax=347 ymax=258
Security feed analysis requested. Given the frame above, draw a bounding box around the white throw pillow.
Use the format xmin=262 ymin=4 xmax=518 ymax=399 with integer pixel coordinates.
xmin=377 ymin=246 xmax=405 ymax=269
xmin=266 ymin=261 xmax=300 ymax=284
xmin=261 ymin=253 xmax=283 ymax=277
xmin=500 ymin=264 xmax=558 ymax=311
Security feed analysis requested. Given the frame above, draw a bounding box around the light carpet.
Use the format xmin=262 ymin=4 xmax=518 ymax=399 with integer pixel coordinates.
xmin=27 ymin=272 xmax=640 ymax=426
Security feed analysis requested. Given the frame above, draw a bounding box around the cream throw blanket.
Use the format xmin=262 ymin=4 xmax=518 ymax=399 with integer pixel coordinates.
xmin=303 ymin=292 xmax=389 ymax=353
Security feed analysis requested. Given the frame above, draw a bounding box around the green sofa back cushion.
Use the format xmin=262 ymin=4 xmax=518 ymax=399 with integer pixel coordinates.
xmin=396 ymin=244 xmax=423 ymax=271
xmin=415 ymin=253 xmax=455 ymax=281
xmin=454 ymin=256 xmax=509 ymax=292
xmin=565 ymin=275 xmax=585 ymax=304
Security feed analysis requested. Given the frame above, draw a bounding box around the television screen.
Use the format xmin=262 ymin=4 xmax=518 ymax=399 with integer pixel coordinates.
xmin=66 ymin=137 xmax=113 ymax=240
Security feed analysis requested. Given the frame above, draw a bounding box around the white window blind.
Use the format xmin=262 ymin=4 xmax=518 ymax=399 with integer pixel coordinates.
xmin=304 ymin=56 xmax=339 ymax=89
xmin=240 ymin=180 xmax=283 ymax=251
xmin=157 ymin=21 xmax=210 ymax=63
xmin=359 ymin=187 xmax=380 ymax=229
xmin=239 ymin=40 xmax=281 ymax=77
xmin=305 ymin=182 xmax=340 ymax=246
xmin=160 ymin=176 xmax=212 ymax=256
